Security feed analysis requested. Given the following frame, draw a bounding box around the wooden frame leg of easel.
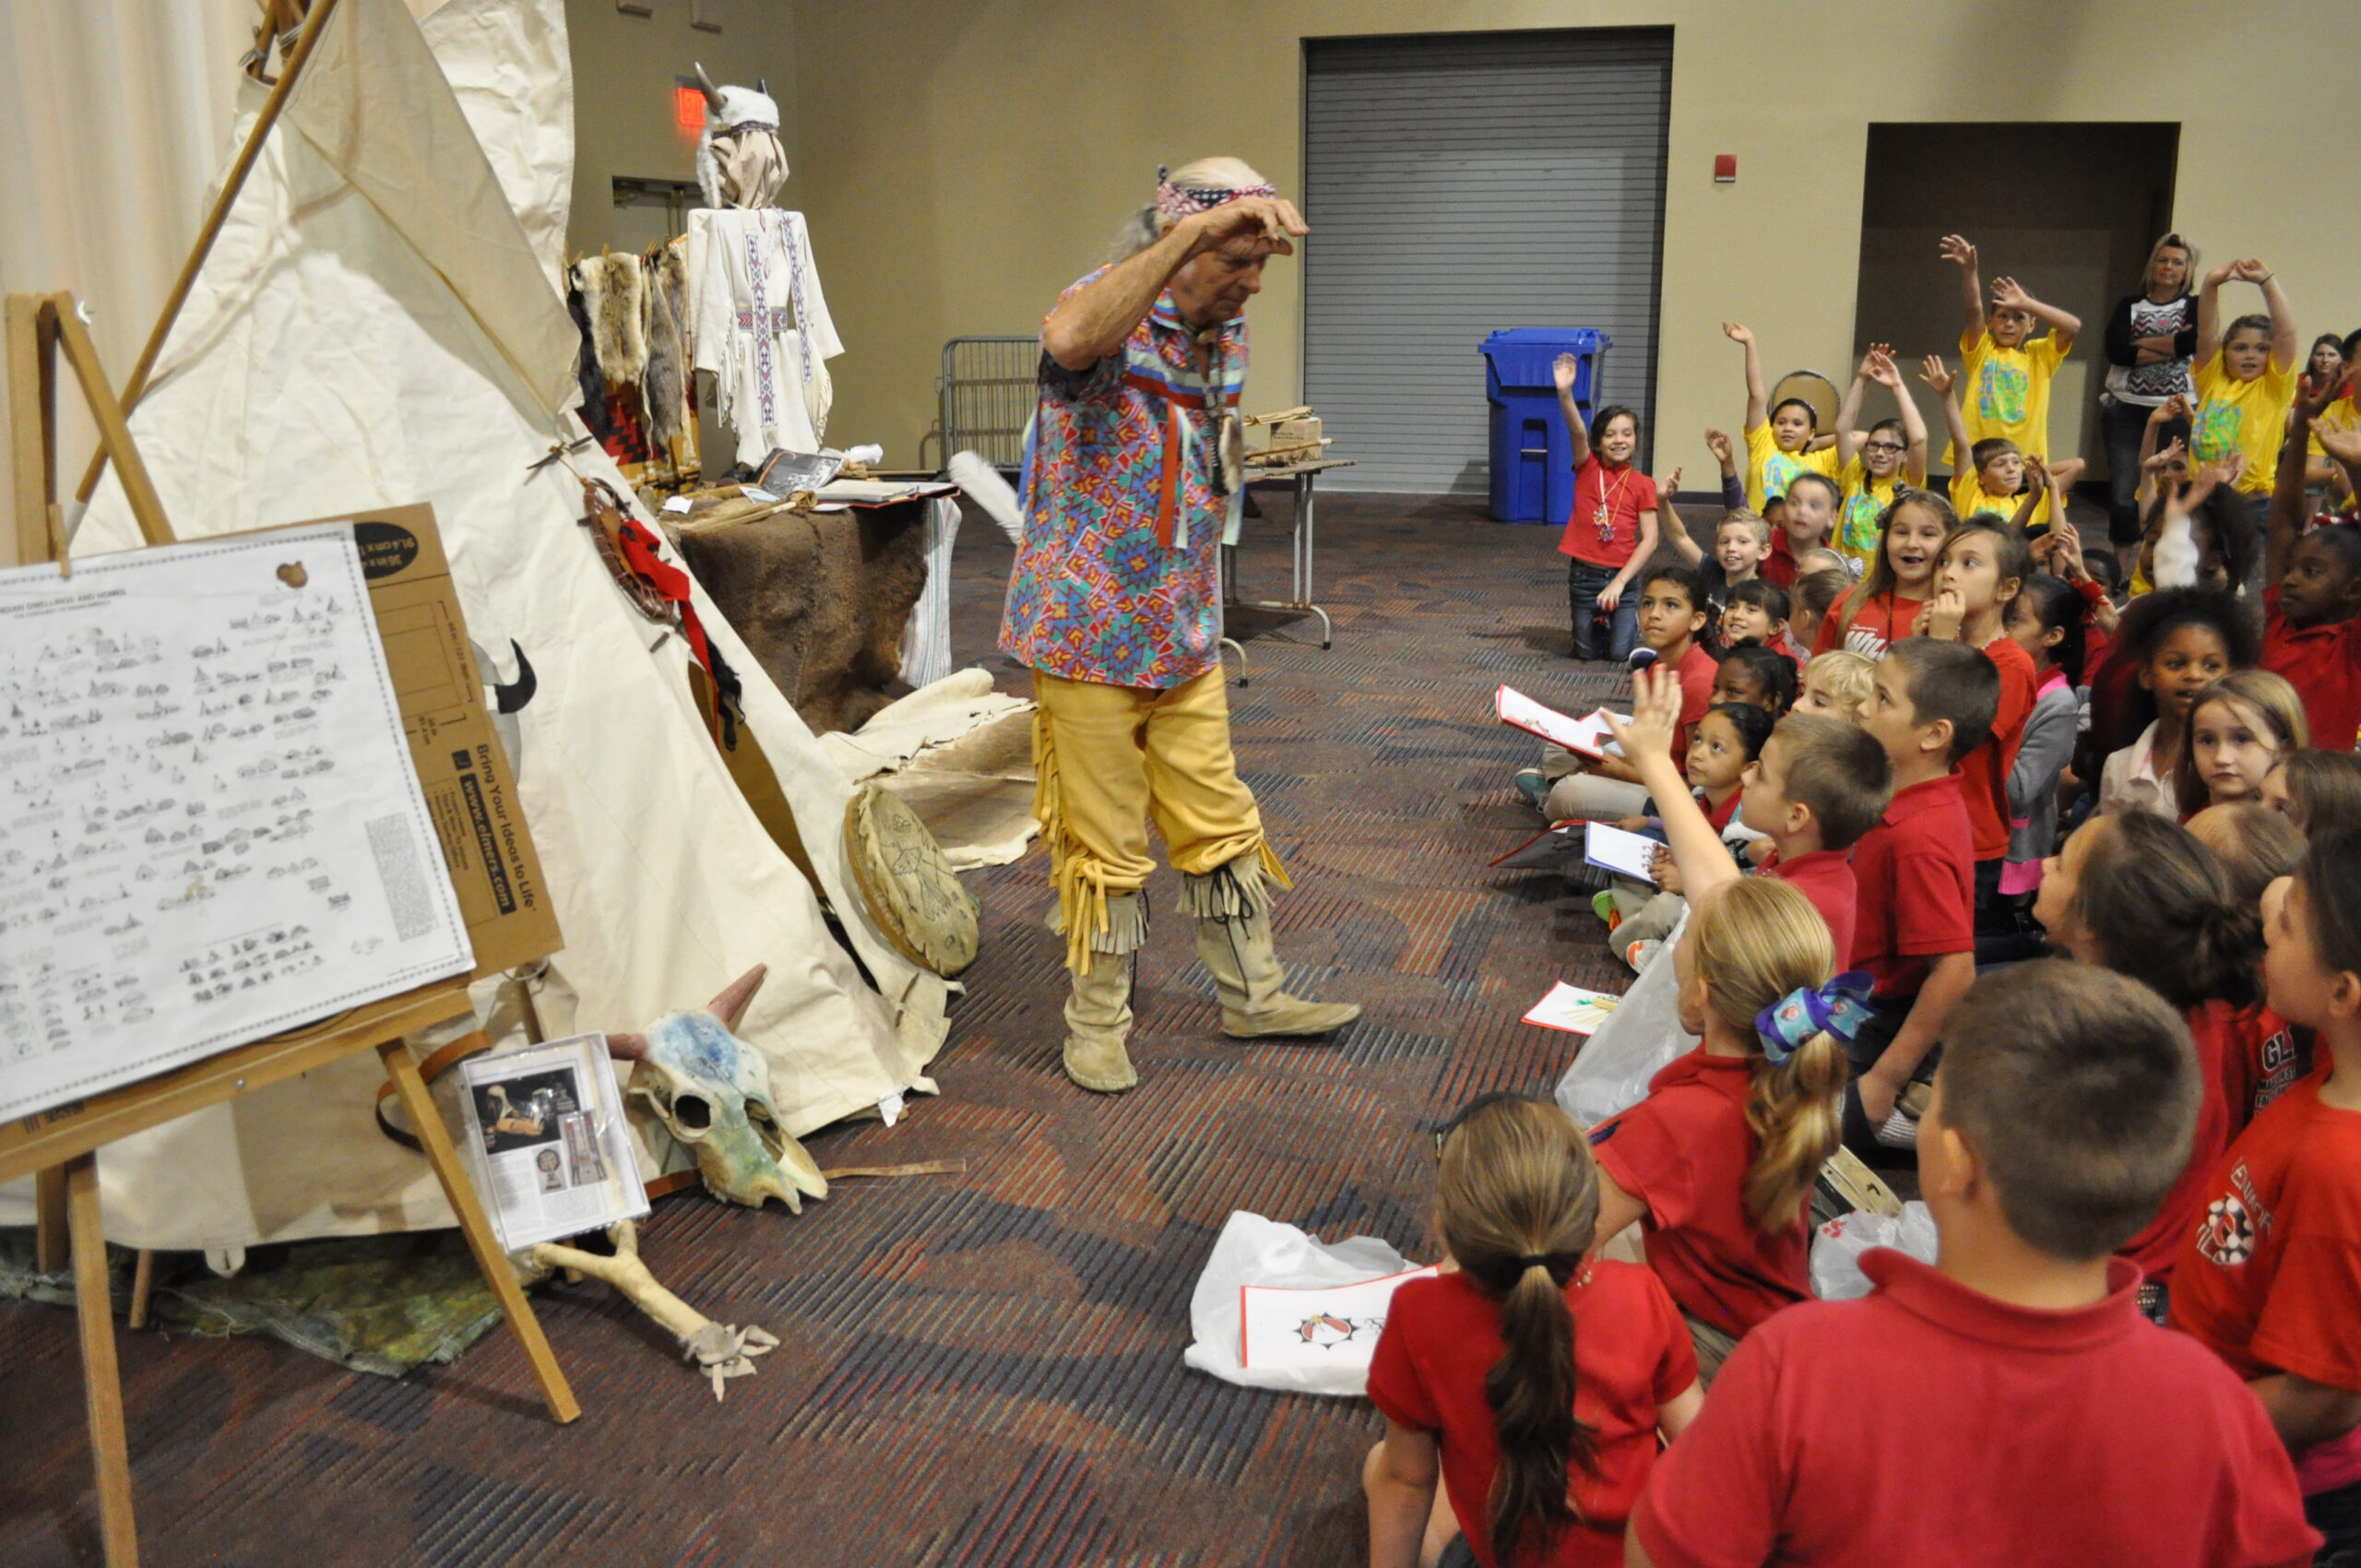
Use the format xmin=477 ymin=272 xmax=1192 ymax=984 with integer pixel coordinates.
xmin=35 ymin=1164 xmax=68 ymax=1272
xmin=376 ymin=1041 xmax=580 ymax=1424
xmin=65 ymin=1154 xmax=139 ymax=1568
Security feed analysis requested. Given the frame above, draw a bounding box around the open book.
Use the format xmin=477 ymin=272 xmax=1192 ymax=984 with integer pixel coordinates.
xmin=1496 ymin=685 xmax=1626 ymax=760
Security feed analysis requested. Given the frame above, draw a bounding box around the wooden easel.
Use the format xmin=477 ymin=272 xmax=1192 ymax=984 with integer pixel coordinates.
xmin=5 ymin=291 xmax=580 ymax=1568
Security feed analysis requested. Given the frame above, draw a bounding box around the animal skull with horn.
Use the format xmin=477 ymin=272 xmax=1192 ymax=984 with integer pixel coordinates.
xmin=607 ymin=964 xmax=828 ymax=1212
xmin=693 ymin=62 xmax=787 ymax=210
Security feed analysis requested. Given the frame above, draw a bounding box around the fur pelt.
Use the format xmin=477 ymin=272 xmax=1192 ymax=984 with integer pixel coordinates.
xmin=643 ymin=241 xmax=690 ymax=446
xmin=575 ymin=253 xmax=648 ymax=385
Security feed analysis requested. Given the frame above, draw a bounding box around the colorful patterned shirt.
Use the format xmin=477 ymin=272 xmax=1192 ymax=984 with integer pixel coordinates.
xmin=998 ymin=269 xmax=1247 ymax=690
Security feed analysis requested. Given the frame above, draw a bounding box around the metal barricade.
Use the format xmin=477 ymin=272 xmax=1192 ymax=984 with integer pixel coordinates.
xmin=938 ymin=337 xmax=1039 ymax=470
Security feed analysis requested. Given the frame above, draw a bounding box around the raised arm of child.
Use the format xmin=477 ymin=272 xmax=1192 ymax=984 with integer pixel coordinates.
xmin=1704 ymin=428 xmax=1745 ymax=511
xmin=2196 ymin=262 xmax=2232 ymax=364
xmin=1656 ymin=466 xmax=1703 ymax=567
xmin=1940 ymin=233 xmax=1985 ymax=344
xmin=1554 ymin=351 xmax=1594 ymax=469
xmin=1920 ymin=355 xmax=1969 ymax=464
xmin=1870 ymin=347 xmax=1930 ymax=485
xmin=2005 ymin=452 xmax=2059 ymax=533
xmin=2268 ymin=392 xmax=2329 ymax=585
xmin=2137 ymin=395 xmax=2189 ymax=517
xmin=1989 ymin=275 xmax=2082 ymax=352
xmin=1601 ymin=667 xmax=1746 ymax=903
xmin=1726 ymin=321 xmax=1768 ymax=434
xmin=2042 ymin=524 xmax=2121 ymax=639
xmin=1834 ymin=350 xmax=1876 ymax=467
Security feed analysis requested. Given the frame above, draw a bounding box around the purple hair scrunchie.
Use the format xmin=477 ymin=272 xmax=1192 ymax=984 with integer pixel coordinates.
xmin=1755 ymin=970 xmax=1876 ymax=1065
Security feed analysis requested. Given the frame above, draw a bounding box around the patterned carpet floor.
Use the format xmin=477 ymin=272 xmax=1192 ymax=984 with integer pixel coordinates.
xmin=0 ymin=491 xmax=1638 ymax=1568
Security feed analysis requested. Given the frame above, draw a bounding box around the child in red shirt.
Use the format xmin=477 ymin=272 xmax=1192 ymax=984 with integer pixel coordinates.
xmin=1844 ymin=638 xmax=1990 ymax=1155
xmin=1542 ymin=566 xmax=1716 ymax=824
xmin=1813 ymin=491 xmax=1955 ymax=659
xmin=1552 ymin=352 xmax=1660 ymax=664
xmin=2033 ymin=812 xmax=2265 ymax=1291
xmin=2175 ymin=829 xmax=2361 ymax=1559
xmin=1364 ymin=1097 xmax=1700 ymax=1568
xmin=1921 ymin=517 xmax=2036 ymax=931
xmin=2262 ymin=392 xmax=2361 ymax=752
xmin=1630 ymin=962 xmax=2318 ymax=1568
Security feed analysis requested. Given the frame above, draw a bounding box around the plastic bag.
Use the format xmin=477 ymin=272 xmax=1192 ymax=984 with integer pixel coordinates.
xmin=1182 ymin=1211 xmax=1426 ymax=1396
xmin=1809 ymin=1202 xmax=1940 ymax=1301
xmin=1557 ymin=908 xmax=1696 ymax=1128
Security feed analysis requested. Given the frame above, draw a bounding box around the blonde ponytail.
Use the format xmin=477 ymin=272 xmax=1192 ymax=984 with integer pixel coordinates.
xmin=1687 ymin=879 xmax=1848 ymax=1232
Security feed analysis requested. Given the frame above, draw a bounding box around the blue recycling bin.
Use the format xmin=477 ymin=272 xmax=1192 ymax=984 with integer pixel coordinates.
xmin=1481 ymin=328 xmax=1610 ymax=524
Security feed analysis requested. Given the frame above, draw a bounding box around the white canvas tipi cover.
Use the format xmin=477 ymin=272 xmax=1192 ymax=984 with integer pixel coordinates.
xmin=0 ymin=0 xmax=950 ymax=1252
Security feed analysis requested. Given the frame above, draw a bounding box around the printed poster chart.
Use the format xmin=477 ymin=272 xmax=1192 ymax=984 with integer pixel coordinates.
xmin=0 ymin=524 xmax=474 ymax=1121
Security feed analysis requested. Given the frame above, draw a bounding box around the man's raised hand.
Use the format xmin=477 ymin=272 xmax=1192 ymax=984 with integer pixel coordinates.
xmin=1188 ymin=196 xmax=1308 ymax=259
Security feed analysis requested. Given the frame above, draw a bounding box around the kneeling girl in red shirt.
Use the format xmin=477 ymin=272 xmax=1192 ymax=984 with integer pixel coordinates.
xmin=1364 ymin=1097 xmax=1701 ymax=1568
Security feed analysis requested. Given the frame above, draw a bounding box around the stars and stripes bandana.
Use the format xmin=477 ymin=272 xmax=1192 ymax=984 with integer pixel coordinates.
xmin=1154 ymin=164 xmax=1276 ymax=225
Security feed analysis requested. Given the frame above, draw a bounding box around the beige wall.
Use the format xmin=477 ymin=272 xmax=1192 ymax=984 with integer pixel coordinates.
xmin=790 ymin=0 xmax=2361 ymax=475
xmin=564 ymin=0 xmax=798 ymax=256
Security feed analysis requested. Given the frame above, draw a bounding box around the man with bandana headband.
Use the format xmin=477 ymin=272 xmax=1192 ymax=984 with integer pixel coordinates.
xmin=1000 ymin=157 xmax=1359 ymax=1094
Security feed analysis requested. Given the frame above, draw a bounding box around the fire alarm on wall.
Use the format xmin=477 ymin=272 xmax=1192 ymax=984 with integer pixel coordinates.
xmin=1714 ymin=154 xmax=1738 ymax=183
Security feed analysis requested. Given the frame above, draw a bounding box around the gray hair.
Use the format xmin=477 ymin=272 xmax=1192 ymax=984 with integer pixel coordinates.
xmin=1109 ymin=156 xmax=1271 ymax=260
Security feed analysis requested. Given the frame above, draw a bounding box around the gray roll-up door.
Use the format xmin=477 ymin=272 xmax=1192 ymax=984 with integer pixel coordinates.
xmin=1302 ymin=30 xmax=1673 ymax=494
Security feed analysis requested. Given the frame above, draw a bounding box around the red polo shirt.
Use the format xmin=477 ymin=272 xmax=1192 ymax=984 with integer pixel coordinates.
xmin=2173 ymin=1058 xmax=2361 ymax=1496
xmin=1764 ymin=847 xmax=1858 ymax=963
xmin=1635 ymin=1252 xmax=2319 ymax=1568
xmin=1762 ymin=531 xmax=1797 ymax=589
xmin=1366 ymin=1262 xmax=1697 ymax=1568
xmin=1847 ymin=772 xmax=1975 ymax=999
xmin=2219 ymin=1005 xmax=2306 ymax=1135
xmin=1559 ymin=456 xmax=1658 ymax=570
xmin=1590 ymin=1049 xmax=1808 ymax=1337
xmin=1669 ymin=640 xmax=1717 ymax=760
xmin=2118 ymin=1000 xmax=2237 ymax=1284
xmin=1811 ymin=588 xmax=1926 ymax=659
xmin=1962 ymin=635 xmax=2036 ymax=862
xmin=2262 ymin=584 xmax=2361 ymax=753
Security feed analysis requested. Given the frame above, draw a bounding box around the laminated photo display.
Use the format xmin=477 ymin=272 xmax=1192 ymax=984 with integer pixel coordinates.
xmin=1495 ymin=686 xmax=1626 ymax=759
xmin=459 ymin=1033 xmax=648 ymax=1253
xmin=1522 ymin=980 xmax=1622 ymax=1036
xmin=1240 ymin=1265 xmax=1439 ymax=1373
xmin=0 ymin=525 xmax=474 ymax=1121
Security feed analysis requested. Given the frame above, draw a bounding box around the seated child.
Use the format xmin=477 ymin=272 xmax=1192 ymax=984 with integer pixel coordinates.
xmin=1919 ymin=517 xmax=2036 ymax=928
xmin=2173 ymin=828 xmax=2361 ymax=1560
xmin=1365 ymin=1095 xmax=1700 ymax=1568
xmin=2092 ymin=588 xmax=2259 ymax=820
xmin=1845 ymin=638 xmax=1991 ymax=1155
xmin=1831 ymin=344 xmax=1928 ymax=575
xmin=1539 ymin=567 xmax=1717 ymax=824
xmin=1602 ymin=702 xmax=1774 ymax=961
xmin=1792 ymin=648 xmax=1873 ymax=722
xmin=2263 ymin=396 xmax=2361 ymax=750
xmin=1631 ymin=961 xmax=2318 ymax=1568
xmin=1721 ymin=582 xmax=1806 ymax=669
xmin=1787 ymin=567 xmax=1852 ymax=658
xmin=2175 ymin=671 xmax=2309 ymax=815
xmin=2187 ymin=801 xmax=2308 ymax=1131
xmin=2000 ymin=574 xmax=2086 ymax=903
xmin=1726 ymin=321 xmax=1838 ymax=514
xmin=2033 ymin=812 xmax=2264 ymax=1295
xmin=1586 ymin=877 xmax=1857 ymax=1377
xmin=1708 ymin=640 xmax=1796 ymax=717
xmin=2263 ymin=749 xmax=2361 ymax=831
xmin=1551 ymin=353 xmax=1660 ymax=663
xmin=1766 ymin=472 xmax=1843 ymax=588
xmin=1607 ymin=671 xmax=1890 ymax=1007
xmin=1814 ymin=491 xmax=1956 ymax=659
xmin=1794 ymin=547 xmax=1852 ymax=577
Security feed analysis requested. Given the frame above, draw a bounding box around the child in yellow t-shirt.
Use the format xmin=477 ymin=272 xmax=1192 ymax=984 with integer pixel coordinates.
xmin=2191 ymin=258 xmax=2300 ymax=499
xmin=1832 ymin=344 xmax=1929 ymax=574
xmin=1923 ymin=355 xmax=2085 ymax=533
xmin=1938 ymin=233 xmax=2080 ymax=463
xmin=1726 ymin=320 xmax=1839 ymax=512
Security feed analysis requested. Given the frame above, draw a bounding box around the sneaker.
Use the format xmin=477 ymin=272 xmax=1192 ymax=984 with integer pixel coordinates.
xmin=1515 ymin=767 xmax=1549 ymax=809
xmin=1622 ymin=938 xmax=1664 ymax=973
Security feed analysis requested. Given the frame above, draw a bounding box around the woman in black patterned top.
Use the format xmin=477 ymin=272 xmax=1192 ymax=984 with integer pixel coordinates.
xmin=2099 ymin=233 xmax=2201 ymax=554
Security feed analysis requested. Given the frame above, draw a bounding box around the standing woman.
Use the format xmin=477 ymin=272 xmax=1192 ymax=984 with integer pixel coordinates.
xmin=2099 ymin=234 xmax=2201 ymax=567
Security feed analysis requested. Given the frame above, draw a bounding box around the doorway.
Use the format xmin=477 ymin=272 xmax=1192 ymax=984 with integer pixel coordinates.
xmin=1850 ymin=123 xmax=2178 ymax=477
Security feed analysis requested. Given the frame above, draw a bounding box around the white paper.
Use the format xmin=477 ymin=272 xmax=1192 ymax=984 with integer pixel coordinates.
xmin=1497 ymin=684 xmax=1605 ymax=754
xmin=1240 ymin=1265 xmax=1438 ymax=1372
xmin=1585 ymin=822 xmax=1662 ymax=883
xmin=0 ymin=527 xmax=473 ymax=1121
xmin=460 ymin=1033 xmax=648 ymax=1253
xmin=1522 ymin=980 xmax=1622 ymax=1036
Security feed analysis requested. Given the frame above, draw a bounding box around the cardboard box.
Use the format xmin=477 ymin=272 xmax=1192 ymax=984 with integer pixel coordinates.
xmin=1270 ymin=417 xmax=1322 ymax=449
xmin=263 ymin=504 xmax=563 ymax=979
